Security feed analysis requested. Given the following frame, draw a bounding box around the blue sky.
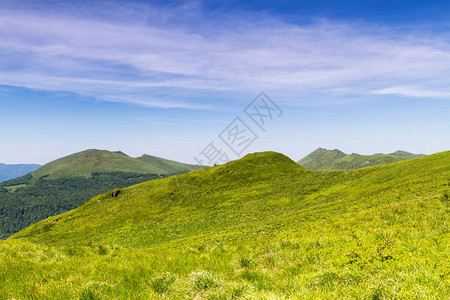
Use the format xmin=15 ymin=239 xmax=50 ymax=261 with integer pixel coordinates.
xmin=0 ymin=0 xmax=449 ymax=164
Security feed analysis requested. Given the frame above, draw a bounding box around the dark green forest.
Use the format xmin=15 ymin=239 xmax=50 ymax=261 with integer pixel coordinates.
xmin=0 ymin=172 xmax=170 ymax=239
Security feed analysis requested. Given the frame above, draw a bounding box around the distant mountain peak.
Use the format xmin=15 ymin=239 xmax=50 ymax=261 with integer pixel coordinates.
xmin=30 ymin=149 xmax=206 ymax=179
xmin=390 ymin=150 xmax=425 ymax=158
xmin=313 ymin=148 xmax=345 ymax=154
xmin=298 ymin=148 xmax=425 ymax=170
xmin=112 ymin=151 xmax=129 ymax=156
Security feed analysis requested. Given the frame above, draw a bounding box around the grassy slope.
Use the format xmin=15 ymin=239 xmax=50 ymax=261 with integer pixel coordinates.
xmin=298 ymin=148 xmax=425 ymax=170
xmin=0 ymin=172 xmax=167 ymax=239
xmin=1 ymin=151 xmax=449 ymax=299
xmin=136 ymin=154 xmax=206 ymax=174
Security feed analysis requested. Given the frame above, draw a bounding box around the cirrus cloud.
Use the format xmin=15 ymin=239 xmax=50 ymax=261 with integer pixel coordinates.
xmin=1 ymin=1 xmax=450 ymax=109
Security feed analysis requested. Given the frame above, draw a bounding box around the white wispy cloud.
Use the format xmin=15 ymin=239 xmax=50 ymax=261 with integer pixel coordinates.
xmin=372 ymin=86 xmax=450 ymax=99
xmin=1 ymin=1 xmax=450 ymax=109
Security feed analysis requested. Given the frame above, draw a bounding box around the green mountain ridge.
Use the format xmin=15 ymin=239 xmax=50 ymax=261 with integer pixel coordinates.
xmin=390 ymin=150 xmax=425 ymax=159
xmin=298 ymin=148 xmax=425 ymax=170
xmin=0 ymin=149 xmax=206 ymax=239
xmin=13 ymin=150 xmax=448 ymax=246
xmin=31 ymin=149 xmax=205 ymax=179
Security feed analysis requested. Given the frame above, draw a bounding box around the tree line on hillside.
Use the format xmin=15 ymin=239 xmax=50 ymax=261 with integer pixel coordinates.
xmin=0 ymin=172 xmax=171 ymax=239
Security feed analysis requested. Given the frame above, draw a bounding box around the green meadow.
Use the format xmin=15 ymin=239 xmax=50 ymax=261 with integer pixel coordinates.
xmin=1 ymin=151 xmax=449 ymax=299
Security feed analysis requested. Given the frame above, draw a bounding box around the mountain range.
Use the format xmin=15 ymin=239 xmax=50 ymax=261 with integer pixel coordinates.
xmin=0 ymin=149 xmax=206 ymax=239
xmin=2 ymin=150 xmax=448 ymax=298
xmin=0 ymin=147 xmax=428 ymax=239
xmin=297 ymin=148 xmax=425 ymax=170
xmin=0 ymin=163 xmax=41 ymax=182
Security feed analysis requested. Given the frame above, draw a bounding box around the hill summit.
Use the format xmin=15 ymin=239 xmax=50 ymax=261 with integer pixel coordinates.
xmin=298 ymin=148 xmax=425 ymax=170
xmin=31 ymin=149 xmax=205 ymax=179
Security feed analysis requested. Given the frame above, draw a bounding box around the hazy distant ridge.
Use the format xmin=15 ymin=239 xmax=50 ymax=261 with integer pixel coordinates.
xmin=0 ymin=163 xmax=41 ymax=182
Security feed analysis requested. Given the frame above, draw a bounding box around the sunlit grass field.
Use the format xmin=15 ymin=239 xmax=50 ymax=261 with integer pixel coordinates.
xmin=1 ymin=151 xmax=449 ymax=299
